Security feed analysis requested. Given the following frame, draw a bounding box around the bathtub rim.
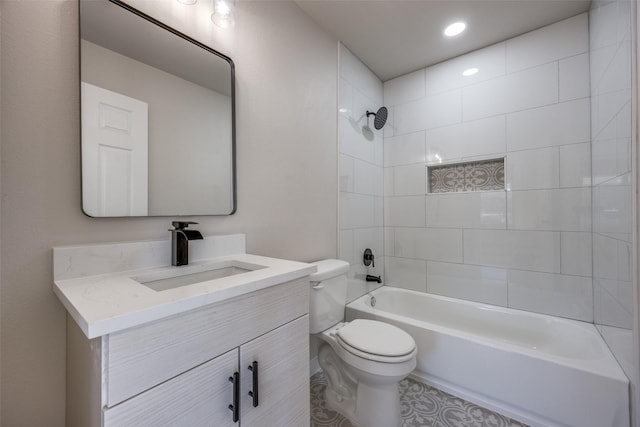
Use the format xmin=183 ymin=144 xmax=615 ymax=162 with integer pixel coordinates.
xmin=347 ymin=286 xmax=628 ymax=383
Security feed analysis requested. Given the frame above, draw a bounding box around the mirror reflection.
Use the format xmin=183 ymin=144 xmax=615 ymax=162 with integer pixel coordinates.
xmin=80 ymin=0 xmax=236 ymax=217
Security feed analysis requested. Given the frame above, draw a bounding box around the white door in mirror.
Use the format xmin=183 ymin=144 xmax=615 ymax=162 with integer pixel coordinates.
xmin=81 ymin=82 xmax=148 ymax=216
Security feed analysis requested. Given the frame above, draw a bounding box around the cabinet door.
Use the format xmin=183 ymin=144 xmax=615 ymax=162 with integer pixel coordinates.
xmin=103 ymin=349 xmax=239 ymax=427
xmin=240 ymin=315 xmax=309 ymax=427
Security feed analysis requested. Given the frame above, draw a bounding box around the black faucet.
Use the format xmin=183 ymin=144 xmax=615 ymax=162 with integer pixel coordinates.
xmin=366 ymin=275 xmax=382 ymax=283
xmin=169 ymin=221 xmax=204 ymax=266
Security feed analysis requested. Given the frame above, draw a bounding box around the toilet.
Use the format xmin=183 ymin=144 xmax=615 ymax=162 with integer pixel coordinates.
xmin=309 ymin=259 xmax=417 ymax=427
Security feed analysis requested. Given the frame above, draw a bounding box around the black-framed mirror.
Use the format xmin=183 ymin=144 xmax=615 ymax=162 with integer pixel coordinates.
xmin=80 ymin=0 xmax=236 ymax=217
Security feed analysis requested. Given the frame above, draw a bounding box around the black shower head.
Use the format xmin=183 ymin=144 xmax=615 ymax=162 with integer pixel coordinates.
xmin=366 ymin=106 xmax=388 ymax=130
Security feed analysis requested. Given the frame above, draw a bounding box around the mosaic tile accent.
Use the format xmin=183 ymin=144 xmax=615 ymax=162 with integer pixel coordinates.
xmin=310 ymin=372 xmax=528 ymax=427
xmin=429 ymin=159 xmax=504 ymax=193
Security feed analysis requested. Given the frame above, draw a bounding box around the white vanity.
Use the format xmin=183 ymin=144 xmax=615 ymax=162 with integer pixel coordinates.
xmin=53 ymin=234 xmax=314 ymax=427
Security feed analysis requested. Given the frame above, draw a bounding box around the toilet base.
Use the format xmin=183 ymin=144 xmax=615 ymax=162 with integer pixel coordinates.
xmin=318 ymin=342 xmax=406 ymax=427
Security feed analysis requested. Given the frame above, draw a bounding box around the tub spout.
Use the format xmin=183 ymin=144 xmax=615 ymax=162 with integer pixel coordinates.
xmin=366 ymin=274 xmax=382 ymax=283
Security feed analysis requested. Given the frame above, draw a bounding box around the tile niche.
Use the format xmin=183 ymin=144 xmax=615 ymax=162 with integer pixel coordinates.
xmin=428 ymin=158 xmax=505 ymax=193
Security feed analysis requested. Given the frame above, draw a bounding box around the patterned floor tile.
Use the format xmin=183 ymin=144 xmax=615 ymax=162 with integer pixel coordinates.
xmin=310 ymin=372 xmax=528 ymax=427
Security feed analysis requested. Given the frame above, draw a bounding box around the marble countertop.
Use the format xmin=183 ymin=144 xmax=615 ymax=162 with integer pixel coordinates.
xmin=53 ymin=235 xmax=316 ymax=339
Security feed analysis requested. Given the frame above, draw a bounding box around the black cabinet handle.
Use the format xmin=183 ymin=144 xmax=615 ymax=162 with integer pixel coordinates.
xmin=228 ymin=372 xmax=240 ymax=422
xmin=247 ymin=361 xmax=259 ymax=407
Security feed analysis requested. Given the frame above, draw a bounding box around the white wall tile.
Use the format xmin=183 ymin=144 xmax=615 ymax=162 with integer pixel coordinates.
xmin=615 ymin=0 xmax=632 ymax=43
xmin=394 ymin=164 xmax=426 ymax=196
xmin=339 ymin=154 xmax=354 ymax=192
xmin=592 ymin=91 xmax=632 ymax=144
xmin=372 ymin=132 xmax=384 ymax=167
xmin=339 ymin=78 xmax=353 ymax=117
xmin=385 ymin=227 xmax=395 ymax=256
xmin=507 ymin=188 xmax=591 ymax=232
xmin=424 ymin=90 xmax=462 ymax=130
xmin=594 ymin=279 xmax=633 ymax=328
xmin=339 ymin=43 xmax=383 ymax=104
xmin=384 ymin=196 xmax=426 ymax=227
xmin=339 ymin=114 xmax=375 ymax=162
xmin=591 ymin=117 xmax=631 ymax=184
xmin=339 ymin=230 xmax=354 ymax=265
xmin=395 ymin=227 xmax=463 ymax=263
xmin=464 ymin=229 xmax=560 ymax=273
xmin=506 ymin=147 xmax=559 ymax=190
xmin=340 ymin=193 xmax=376 ymax=229
xmin=506 ymin=13 xmax=588 ymax=73
xmin=463 ymin=62 xmax=558 ymax=121
xmin=424 ymin=42 xmax=506 ymax=95
xmin=590 ymin=2 xmax=619 ymax=51
xmin=427 ymin=261 xmax=508 ymax=306
xmin=385 ymin=257 xmax=427 ymax=292
xmin=426 ymin=192 xmax=506 ymax=229
xmin=507 ymin=270 xmax=593 ymax=321
xmin=384 ymin=167 xmax=394 ymax=197
xmin=394 ymin=97 xmax=429 ymax=136
xmin=394 ymin=91 xmax=462 ymax=135
xmin=590 ymin=44 xmax=618 ymax=92
xmin=593 ymin=233 xmax=631 ymax=281
xmin=600 ymin=276 xmax=633 ymax=314
xmin=559 ymin=143 xmax=591 ymax=188
xmin=374 ymin=195 xmax=384 ymax=228
xmin=354 ymin=159 xmax=383 ymax=196
xmin=384 ymin=131 xmax=426 ymax=167
xmin=593 ymin=173 xmax=632 ymax=237
xmin=383 ymin=106 xmax=395 ymax=138
xmin=596 ymin=41 xmax=631 ymax=95
xmin=352 ymin=77 xmax=380 ymax=124
xmin=425 ymin=115 xmax=506 ymax=162
xmin=559 ymin=53 xmax=590 ymax=101
xmin=561 ymin=232 xmax=593 ymax=277
xmin=506 ymin=98 xmax=590 ymax=151
xmin=384 ymin=69 xmax=425 ymax=106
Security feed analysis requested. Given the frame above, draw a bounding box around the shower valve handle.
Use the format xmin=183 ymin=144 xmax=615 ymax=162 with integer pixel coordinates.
xmin=363 ymin=248 xmax=375 ymax=268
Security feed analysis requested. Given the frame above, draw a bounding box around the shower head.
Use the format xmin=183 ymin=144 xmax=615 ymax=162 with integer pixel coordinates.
xmin=366 ymin=106 xmax=388 ymax=130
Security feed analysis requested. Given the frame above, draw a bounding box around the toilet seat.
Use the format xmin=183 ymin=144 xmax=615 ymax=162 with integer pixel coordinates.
xmin=335 ymin=319 xmax=416 ymax=363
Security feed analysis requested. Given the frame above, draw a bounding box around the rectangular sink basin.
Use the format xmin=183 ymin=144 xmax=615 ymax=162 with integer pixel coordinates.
xmin=132 ymin=260 xmax=266 ymax=292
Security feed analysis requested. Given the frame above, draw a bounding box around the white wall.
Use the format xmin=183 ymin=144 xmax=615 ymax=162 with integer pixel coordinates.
xmin=383 ymin=13 xmax=592 ymax=322
xmin=338 ymin=43 xmax=385 ymax=302
xmin=589 ymin=0 xmax=636 ymax=409
xmin=0 ymin=1 xmax=338 ymax=425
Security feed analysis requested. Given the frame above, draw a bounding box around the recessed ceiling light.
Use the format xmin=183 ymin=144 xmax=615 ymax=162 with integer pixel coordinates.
xmin=444 ymin=22 xmax=466 ymax=37
xmin=462 ymin=68 xmax=479 ymax=76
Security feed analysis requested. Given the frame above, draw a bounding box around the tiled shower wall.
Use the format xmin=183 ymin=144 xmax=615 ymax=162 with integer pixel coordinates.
xmin=589 ymin=0 xmax=635 ymax=381
xmin=383 ymin=14 xmax=593 ymax=321
xmin=338 ymin=44 xmax=385 ymax=302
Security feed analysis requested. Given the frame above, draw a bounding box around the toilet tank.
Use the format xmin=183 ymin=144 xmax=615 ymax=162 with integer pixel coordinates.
xmin=309 ymin=259 xmax=350 ymax=334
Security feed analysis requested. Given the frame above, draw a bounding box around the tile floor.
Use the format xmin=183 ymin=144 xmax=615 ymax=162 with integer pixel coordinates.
xmin=310 ymin=372 xmax=528 ymax=427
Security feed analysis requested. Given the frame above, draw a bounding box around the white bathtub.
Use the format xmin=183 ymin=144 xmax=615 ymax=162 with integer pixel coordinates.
xmin=346 ymin=286 xmax=629 ymax=427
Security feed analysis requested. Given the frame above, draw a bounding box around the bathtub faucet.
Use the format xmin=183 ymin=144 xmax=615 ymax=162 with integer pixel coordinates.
xmin=366 ymin=274 xmax=382 ymax=283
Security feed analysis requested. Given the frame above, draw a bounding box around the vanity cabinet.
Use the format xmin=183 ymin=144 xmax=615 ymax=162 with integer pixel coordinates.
xmin=66 ymin=277 xmax=310 ymax=427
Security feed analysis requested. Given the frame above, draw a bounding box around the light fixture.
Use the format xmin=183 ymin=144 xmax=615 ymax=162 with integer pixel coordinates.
xmin=176 ymin=0 xmax=197 ymax=4
xmin=444 ymin=22 xmax=466 ymax=37
xmin=211 ymin=0 xmax=235 ymax=28
xmin=462 ymin=67 xmax=478 ymax=76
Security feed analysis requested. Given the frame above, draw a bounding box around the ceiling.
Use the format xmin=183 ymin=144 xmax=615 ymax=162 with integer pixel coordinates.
xmin=296 ymin=0 xmax=592 ymax=81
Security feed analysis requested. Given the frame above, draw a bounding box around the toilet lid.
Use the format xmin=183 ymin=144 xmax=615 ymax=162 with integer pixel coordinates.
xmin=337 ymin=319 xmax=415 ymax=357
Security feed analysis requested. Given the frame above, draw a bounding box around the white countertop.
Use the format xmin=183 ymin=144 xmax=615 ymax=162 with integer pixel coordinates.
xmin=53 ymin=235 xmax=316 ymax=339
